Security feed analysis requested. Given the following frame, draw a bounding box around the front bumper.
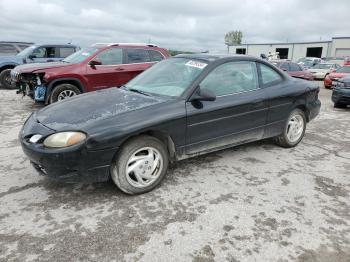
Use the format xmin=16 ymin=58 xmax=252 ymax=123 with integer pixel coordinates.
xmin=20 ymin=114 xmax=117 ymax=183
xmin=332 ymin=88 xmax=350 ymax=105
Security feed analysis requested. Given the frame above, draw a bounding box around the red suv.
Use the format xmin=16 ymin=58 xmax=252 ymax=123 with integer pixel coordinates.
xmin=12 ymin=43 xmax=170 ymax=103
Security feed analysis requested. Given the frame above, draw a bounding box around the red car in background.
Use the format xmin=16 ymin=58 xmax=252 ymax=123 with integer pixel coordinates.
xmin=324 ymin=66 xmax=350 ymax=88
xmin=11 ymin=43 xmax=170 ymax=103
xmin=271 ymin=60 xmax=314 ymax=80
xmin=344 ymin=57 xmax=350 ymax=66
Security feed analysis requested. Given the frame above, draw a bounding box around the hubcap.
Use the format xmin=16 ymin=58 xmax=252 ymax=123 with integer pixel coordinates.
xmin=57 ymin=90 xmax=77 ymax=100
xmin=286 ymin=115 xmax=304 ymax=143
xmin=125 ymin=147 xmax=163 ymax=188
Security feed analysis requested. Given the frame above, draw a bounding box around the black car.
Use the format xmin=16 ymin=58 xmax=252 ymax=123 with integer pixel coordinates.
xmin=20 ymin=54 xmax=321 ymax=194
xmin=332 ymin=76 xmax=350 ymax=108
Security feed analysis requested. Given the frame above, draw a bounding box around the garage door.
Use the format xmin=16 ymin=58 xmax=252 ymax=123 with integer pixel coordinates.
xmin=335 ymin=48 xmax=350 ymax=57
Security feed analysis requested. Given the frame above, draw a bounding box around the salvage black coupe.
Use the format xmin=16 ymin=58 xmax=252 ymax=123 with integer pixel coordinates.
xmin=20 ymin=54 xmax=321 ymax=194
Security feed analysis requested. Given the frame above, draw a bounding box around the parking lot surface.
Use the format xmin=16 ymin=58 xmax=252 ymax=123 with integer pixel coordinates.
xmin=0 ymin=84 xmax=349 ymax=262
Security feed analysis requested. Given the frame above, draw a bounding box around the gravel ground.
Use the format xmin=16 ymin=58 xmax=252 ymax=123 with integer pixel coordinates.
xmin=0 ymin=83 xmax=349 ymax=262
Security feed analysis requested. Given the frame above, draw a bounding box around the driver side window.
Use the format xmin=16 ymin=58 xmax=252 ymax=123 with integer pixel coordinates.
xmin=32 ymin=47 xmax=46 ymax=58
xmin=200 ymin=61 xmax=259 ymax=96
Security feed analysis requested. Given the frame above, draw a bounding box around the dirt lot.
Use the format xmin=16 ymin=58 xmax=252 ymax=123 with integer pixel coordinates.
xmin=0 ymin=83 xmax=349 ymax=262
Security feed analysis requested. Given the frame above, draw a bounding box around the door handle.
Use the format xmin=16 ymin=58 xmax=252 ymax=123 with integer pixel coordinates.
xmin=115 ymin=67 xmax=125 ymax=71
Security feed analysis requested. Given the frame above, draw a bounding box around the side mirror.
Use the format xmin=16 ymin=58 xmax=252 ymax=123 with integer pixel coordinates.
xmin=88 ymin=60 xmax=102 ymax=66
xmin=190 ymin=88 xmax=216 ymax=102
xmin=28 ymin=54 xmax=36 ymax=60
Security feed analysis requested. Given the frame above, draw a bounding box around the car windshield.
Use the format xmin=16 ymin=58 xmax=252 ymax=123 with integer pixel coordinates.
xmin=336 ymin=66 xmax=350 ymax=73
xmin=125 ymin=58 xmax=207 ymax=97
xmin=63 ymin=47 xmax=98 ymax=63
xmin=17 ymin=45 xmax=36 ymax=57
xmin=312 ymin=64 xmax=332 ymax=69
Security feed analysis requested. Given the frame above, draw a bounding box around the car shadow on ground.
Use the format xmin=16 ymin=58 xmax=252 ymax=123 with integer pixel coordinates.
xmin=37 ymin=139 xmax=275 ymax=203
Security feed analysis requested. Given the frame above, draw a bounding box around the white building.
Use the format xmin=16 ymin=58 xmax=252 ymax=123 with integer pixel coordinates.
xmin=229 ymin=37 xmax=350 ymax=61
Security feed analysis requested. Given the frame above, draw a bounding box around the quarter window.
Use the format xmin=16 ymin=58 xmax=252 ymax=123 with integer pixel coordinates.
xmin=200 ymin=61 xmax=259 ymax=96
xmin=149 ymin=50 xmax=164 ymax=61
xmin=126 ymin=49 xmax=151 ymax=63
xmin=96 ymin=48 xmax=123 ymax=65
xmin=260 ymin=63 xmax=282 ymax=86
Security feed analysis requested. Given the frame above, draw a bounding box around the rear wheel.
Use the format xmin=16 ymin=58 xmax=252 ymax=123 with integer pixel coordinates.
xmin=0 ymin=69 xmax=16 ymax=89
xmin=275 ymin=109 xmax=306 ymax=148
xmin=49 ymin=83 xmax=81 ymax=103
xmin=111 ymin=135 xmax=169 ymax=195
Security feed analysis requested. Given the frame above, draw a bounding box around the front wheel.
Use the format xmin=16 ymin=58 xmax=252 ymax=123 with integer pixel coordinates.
xmin=275 ymin=109 xmax=306 ymax=148
xmin=50 ymin=83 xmax=81 ymax=103
xmin=111 ymin=135 xmax=169 ymax=195
xmin=0 ymin=69 xmax=16 ymax=89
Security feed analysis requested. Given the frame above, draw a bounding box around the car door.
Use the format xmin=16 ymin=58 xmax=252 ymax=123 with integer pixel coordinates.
xmin=185 ymin=61 xmax=268 ymax=155
xmin=258 ymin=62 xmax=293 ymax=138
xmin=85 ymin=47 xmax=127 ymax=90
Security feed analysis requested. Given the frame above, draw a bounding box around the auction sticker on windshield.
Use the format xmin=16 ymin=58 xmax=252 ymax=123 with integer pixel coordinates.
xmin=185 ymin=60 xmax=207 ymax=69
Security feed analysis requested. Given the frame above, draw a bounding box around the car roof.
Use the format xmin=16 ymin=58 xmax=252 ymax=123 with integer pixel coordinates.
xmin=174 ymin=53 xmax=261 ymax=63
xmin=32 ymin=44 xmax=78 ymax=48
xmin=0 ymin=41 xmax=34 ymax=44
xmin=92 ymin=43 xmax=159 ymax=48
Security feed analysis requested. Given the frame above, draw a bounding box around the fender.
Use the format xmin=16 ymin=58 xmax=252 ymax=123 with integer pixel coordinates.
xmin=45 ymin=77 xmax=86 ymax=104
xmin=0 ymin=62 xmax=20 ymax=71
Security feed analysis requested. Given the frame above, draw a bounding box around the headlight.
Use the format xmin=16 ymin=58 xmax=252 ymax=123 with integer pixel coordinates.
xmin=43 ymin=132 xmax=86 ymax=148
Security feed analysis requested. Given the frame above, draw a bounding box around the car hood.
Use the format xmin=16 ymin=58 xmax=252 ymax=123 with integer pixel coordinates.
xmin=35 ymin=88 xmax=167 ymax=131
xmin=309 ymin=69 xmax=329 ymax=73
xmin=14 ymin=62 xmax=72 ymax=73
xmin=0 ymin=55 xmax=23 ymax=65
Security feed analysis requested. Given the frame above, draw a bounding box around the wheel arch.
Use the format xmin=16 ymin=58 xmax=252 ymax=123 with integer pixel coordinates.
xmin=118 ymin=130 xmax=177 ymax=162
xmin=0 ymin=64 xmax=17 ymax=73
xmin=45 ymin=78 xmax=85 ymax=104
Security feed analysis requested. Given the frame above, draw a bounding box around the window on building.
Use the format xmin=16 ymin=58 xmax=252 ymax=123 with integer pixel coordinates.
xmin=306 ymin=47 xmax=323 ymax=58
xmin=236 ymin=48 xmax=246 ymax=55
xmin=276 ymin=48 xmax=289 ymax=59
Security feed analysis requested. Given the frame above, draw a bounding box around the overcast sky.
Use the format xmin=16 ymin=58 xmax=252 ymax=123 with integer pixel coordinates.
xmin=0 ymin=0 xmax=349 ymax=52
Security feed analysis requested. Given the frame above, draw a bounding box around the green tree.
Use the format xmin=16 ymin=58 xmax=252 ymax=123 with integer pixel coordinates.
xmin=224 ymin=30 xmax=243 ymax=46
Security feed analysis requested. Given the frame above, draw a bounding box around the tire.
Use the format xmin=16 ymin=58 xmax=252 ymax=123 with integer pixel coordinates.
xmin=49 ymin=83 xmax=81 ymax=103
xmin=275 ymin=109 xmax=306 ymax=148
xmin=111 ymin=135 xmax=169 ymax=195
xmin=334 ymin=103 xmax=347 ymax=108
xmin=0 ymin=69 xmax=16 ymax=89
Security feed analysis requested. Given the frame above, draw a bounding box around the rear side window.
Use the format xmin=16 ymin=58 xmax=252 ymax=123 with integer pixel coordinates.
xmin=279 ymin=62 xmax=290 ymax=71
xmin=59 ymin=47 xmax=76 ymax=58
xmin=290 ymin=63 xmax=301 ymax=71
xmin=149 ymin=50 xmax=164 ymax=62
xmin=0 ymin=44 xmax=18 ymax=55
xmin=260 ymin=63 xmax=283 ymax=86
xmin=126 ymin=49 xmax=151 ymax=63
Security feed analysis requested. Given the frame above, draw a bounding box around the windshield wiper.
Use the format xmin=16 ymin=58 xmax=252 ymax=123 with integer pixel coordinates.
xmin=126 ymin=88 xmax=151 ymax=96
